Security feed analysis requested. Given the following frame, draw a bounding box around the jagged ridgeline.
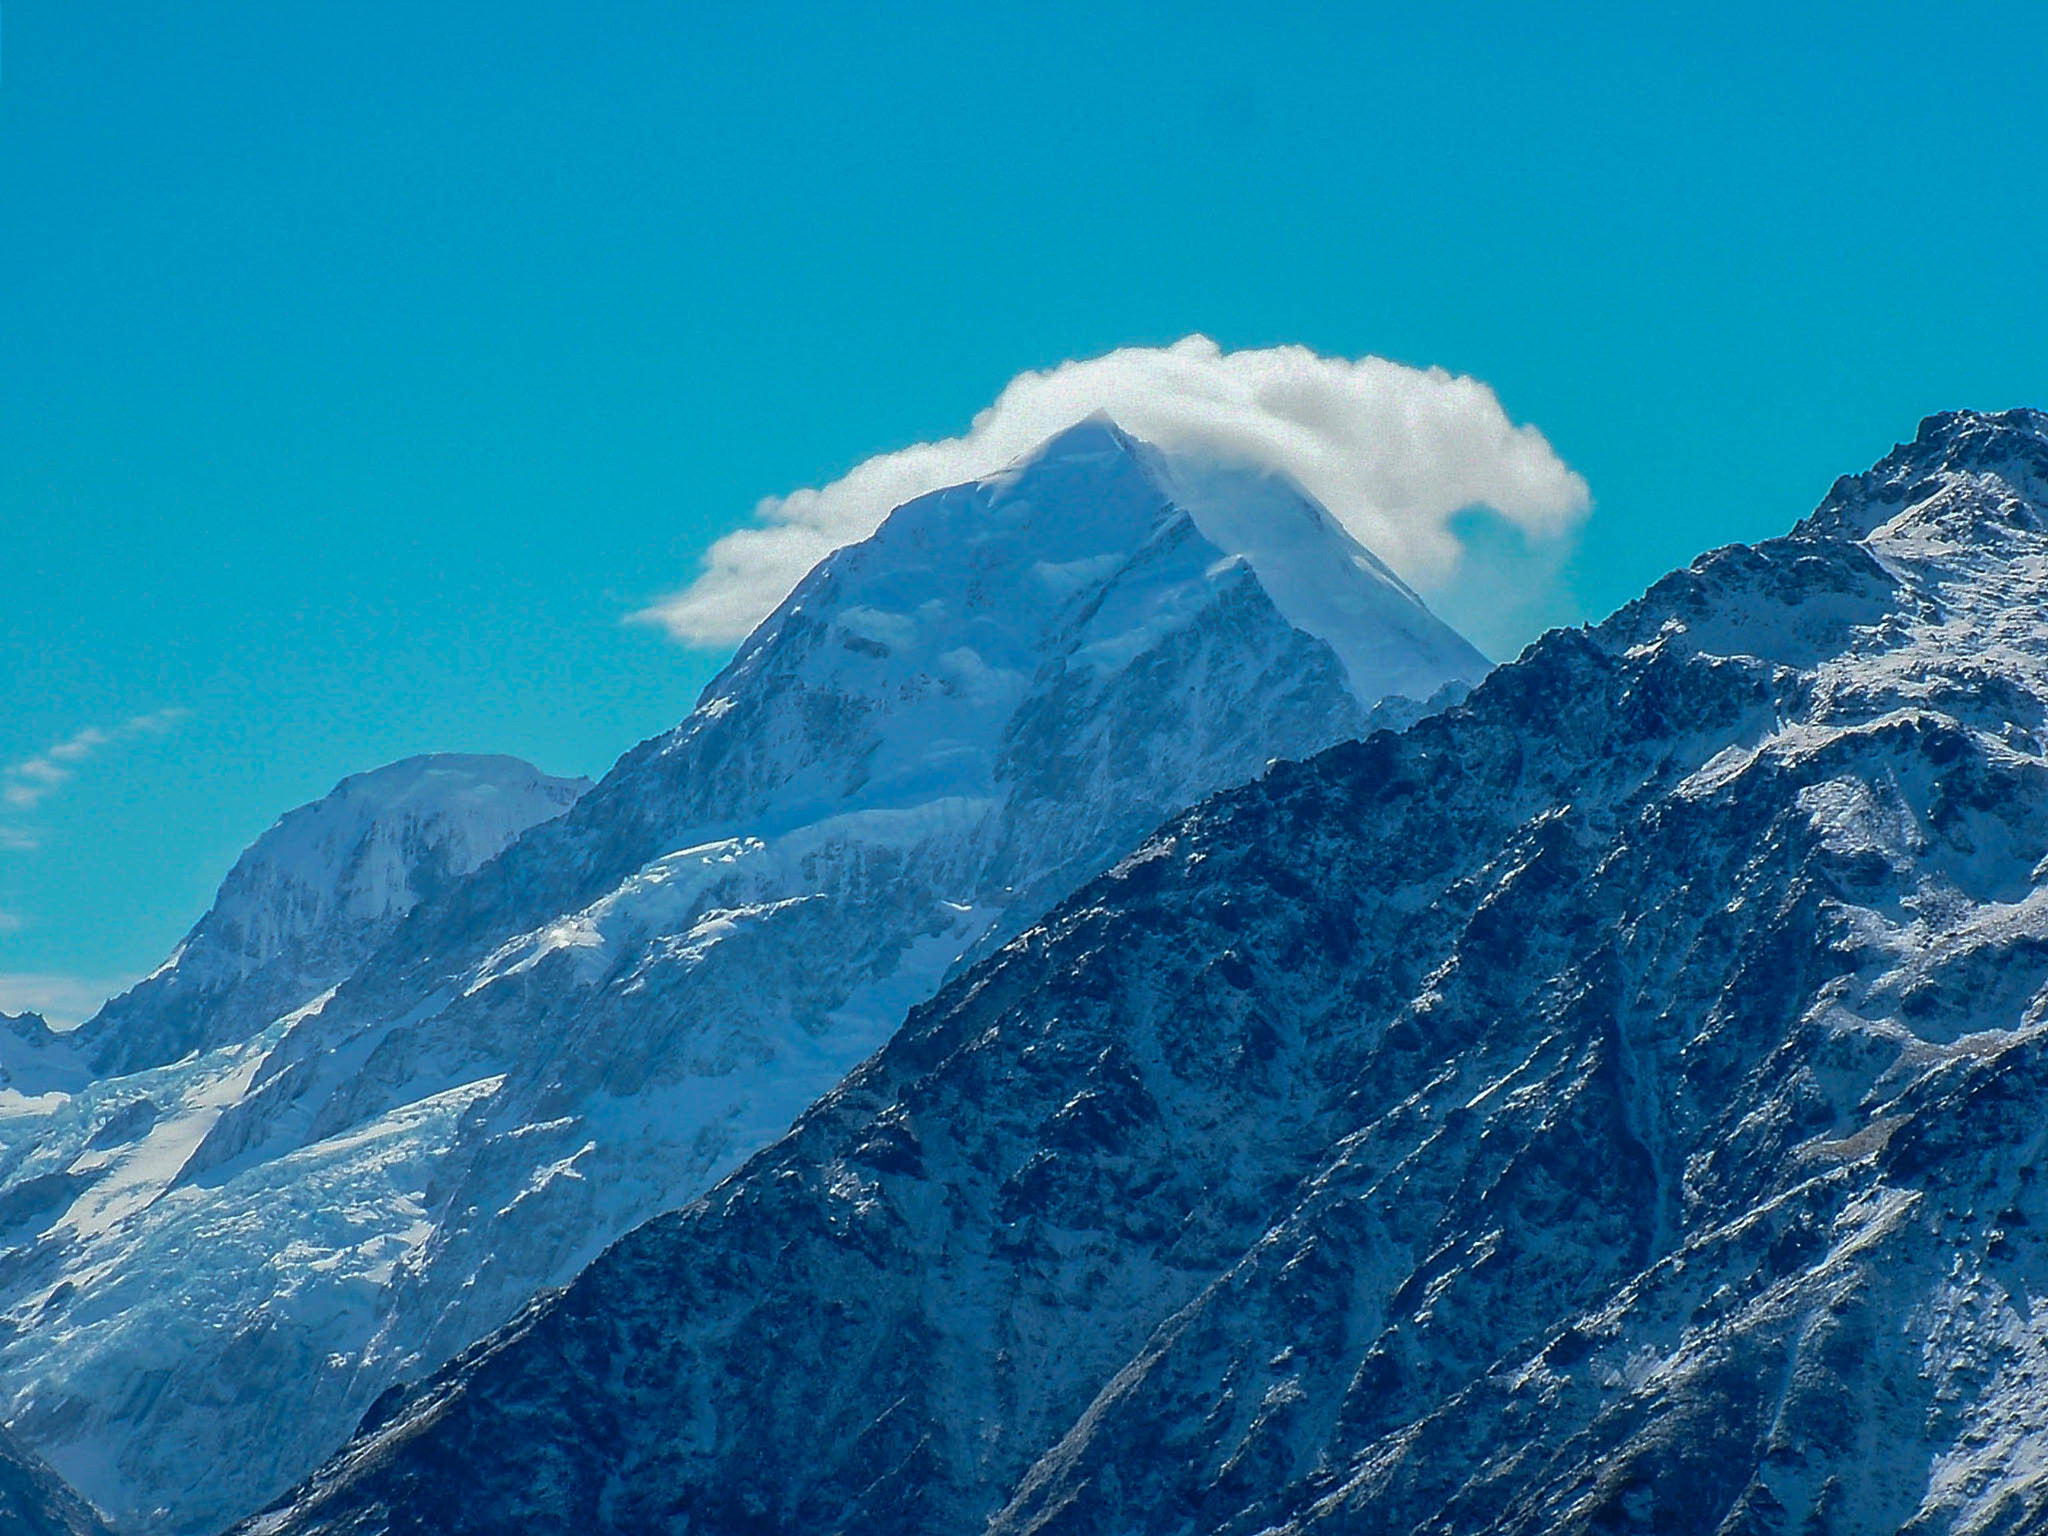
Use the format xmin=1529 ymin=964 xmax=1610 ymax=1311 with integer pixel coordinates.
xmin=0 ymin=419 xmax=1485 ymax=1535
xmin=246 ymin=411 xmax=2048 ymax=1535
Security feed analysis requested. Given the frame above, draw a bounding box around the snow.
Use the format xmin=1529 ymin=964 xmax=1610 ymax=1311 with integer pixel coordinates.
xmin=0 ymin=416 xmax=1490 ymax=1535
xmin=234 ymin=409 xmax=2048 ymax=1536
xmin=1148 ymin=444 xmax=1492 ymax=694
xmin=165 ymin=754 xmax=592 ymax=985
xmin=68 ymin=755 xmax=591 ymax=1077
xmin=0 ymin=1015 xmax=91 ymax=1103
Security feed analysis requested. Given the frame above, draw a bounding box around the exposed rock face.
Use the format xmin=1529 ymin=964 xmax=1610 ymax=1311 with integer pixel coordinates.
xmin=0 ymin=418 xmax=1480 ymax=1535
xmin=249 ymin=410 xmax=2048 ymax=1536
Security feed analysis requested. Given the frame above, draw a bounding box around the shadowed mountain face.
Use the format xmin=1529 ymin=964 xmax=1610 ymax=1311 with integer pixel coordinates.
xmin=0 ymin=418 xmax=1483 ymax=1535
xmin=0 ymin=1426 xmax=113 ymax=1536
xmin=246 ymin=411 xmax=2048 ymax=1536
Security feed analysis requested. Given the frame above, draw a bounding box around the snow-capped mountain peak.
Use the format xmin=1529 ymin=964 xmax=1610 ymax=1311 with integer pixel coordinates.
xmin=0 ymin=419 xmax=1489 ymax=1534
xmin=245 ymin=405 xmax=2048 ymax=1536
xmin=71 ymin=754 xmax=590 ymax=1076
xmin=1803 ymin=406 xmax=2048 ymax=543
xmin=725 ymin=409 xmax=1483 ymax=712
xmin=199 ymin=754 xmax=594 ymax=964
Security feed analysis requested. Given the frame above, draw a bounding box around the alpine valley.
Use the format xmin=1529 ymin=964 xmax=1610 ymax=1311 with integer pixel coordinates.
xmin=232 ymin=407 xmax=2048 ymax=1536
xmin=0 ymin=419 xmax=1488 ymax=1534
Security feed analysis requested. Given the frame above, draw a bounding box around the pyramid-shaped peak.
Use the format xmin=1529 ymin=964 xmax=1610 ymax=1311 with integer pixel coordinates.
xmin=1016 ymin=410 xmax=1145 ymax=468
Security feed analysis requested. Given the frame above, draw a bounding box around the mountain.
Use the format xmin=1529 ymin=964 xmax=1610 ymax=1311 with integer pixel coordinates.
xmin=73 ymin=754 xmax=594 ymax=1075
xmin=0 ymin=1013 xmax=89 ymax=1099
xmin=0 ymin=1426 xmax=113 ymax=1536
xmin=244 ymin=409 xmax=2048 ymax=1536
xmin=0 ymin=417 xmax=1486 ymax=1535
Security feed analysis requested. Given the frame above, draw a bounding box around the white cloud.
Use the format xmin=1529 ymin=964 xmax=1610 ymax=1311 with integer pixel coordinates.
xmin=125 ymin=707 xmax=191 ymax=737
xmin=0 ymin=972 xmax=131 ymax=1027
xmin=2 ymin=709 xmax=190 ymax=817
xmin=0 ymin=911 xmax=21 ymax=934
xmin=43 ymin=727 xmax=112 ymax=765
xmin=636 ymin=336 xmax=1590 ymax=649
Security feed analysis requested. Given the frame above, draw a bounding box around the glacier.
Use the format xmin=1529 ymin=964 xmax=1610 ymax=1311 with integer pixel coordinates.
xmin=243 ymin=409 xmax=2048 ymax=1536
xmin=0 ymin=416 xmax=1485 ymax=1534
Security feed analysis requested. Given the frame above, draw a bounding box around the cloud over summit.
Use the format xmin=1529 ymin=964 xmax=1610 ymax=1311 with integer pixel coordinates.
xmin=638 ymin=337 xmax=1591 ymax=649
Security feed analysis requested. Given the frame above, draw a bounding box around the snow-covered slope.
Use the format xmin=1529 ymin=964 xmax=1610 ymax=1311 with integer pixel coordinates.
xmin=1147 ymin=445 xmax=1488 ymax=704
xmin=72 ymin=755 xmax=593 ymax=1075
xmin=247 ymin=409 xmax=2048 ymax=1536
xmin=0 ymin=417 xmax=1484 ymax=1535
xmin=0 ymin=1013 xmax=90 ymax=1100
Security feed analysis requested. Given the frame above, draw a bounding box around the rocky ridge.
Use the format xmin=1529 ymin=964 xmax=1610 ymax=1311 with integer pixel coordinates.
xmin=247 ymin=409 xmax=2048 ymax=1536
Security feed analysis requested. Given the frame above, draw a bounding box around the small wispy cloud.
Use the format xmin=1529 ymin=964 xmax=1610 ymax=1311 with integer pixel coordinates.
xmin=43 ymin=728 xmax=113 ymax=764
xmin=0 ymin=911 xmax=22 ymax=935
xmin=1 ymin=708 xmax=191 ymax=846
xmin=2 ymin=709 xmax=189 ymax=813
xmin=126 ymin=707 xmax=191 ymax=736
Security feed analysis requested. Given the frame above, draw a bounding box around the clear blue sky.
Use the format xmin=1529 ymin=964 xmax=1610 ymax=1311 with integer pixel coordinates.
xmin=5 ymin=2 xmax=2045 ymax=1017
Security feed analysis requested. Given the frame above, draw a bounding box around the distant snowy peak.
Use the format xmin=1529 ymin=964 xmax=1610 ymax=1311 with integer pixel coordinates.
xmin=75 ymin=754 xmax=589 ymax=1075
xmin=189 ymin=755 xmax=591 ymax=973
xmin=709 ymin=412 xmax=1484 ymax=726
xmin=0 ymin=1011 xmax=87 ymax=1099
xmin=0 ymin=1010 xmax=54 ymax=1044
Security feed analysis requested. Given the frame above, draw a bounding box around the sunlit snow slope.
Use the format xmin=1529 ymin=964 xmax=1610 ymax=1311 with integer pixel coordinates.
xmin=74 ymin=754 xmax=594 ymax=1075
xmin=253 ymin=409 xmax=2048 ymax=1536
xmin=0 ymin=417 xmax=1485 ymax=1535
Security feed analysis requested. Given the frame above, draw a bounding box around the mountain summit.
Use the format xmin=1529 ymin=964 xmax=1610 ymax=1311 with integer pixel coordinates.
xmin=0 ymin=418 xmax=1485 ymax=1533
xmin=247 ymin=409 xmax=2048 ymax=1536
xmin=73 ymin=754 xmax=593 ymax=1076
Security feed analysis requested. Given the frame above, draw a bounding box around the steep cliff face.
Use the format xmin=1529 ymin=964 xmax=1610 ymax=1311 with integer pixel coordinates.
xmin=249 ymin=410 xmax=2048 ymax=1536
xmin=0 ymin=418 xmax=1481 ymax=1535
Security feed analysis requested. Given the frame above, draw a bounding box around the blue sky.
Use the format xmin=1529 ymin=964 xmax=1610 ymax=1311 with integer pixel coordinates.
xmin=5 ymin=2 xmax=2045 ymax=1018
